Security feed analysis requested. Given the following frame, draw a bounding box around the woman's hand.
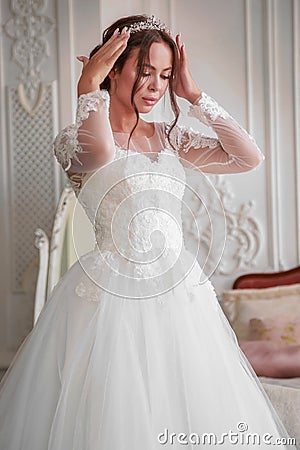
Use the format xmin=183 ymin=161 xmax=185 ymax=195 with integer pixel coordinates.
xmin=77 ymin=27 xmax=130 ymax=96
xmin=173 ymin=33 xmax=202 ymax=104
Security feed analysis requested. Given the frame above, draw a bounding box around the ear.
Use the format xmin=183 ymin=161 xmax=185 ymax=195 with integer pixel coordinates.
xmin=108 ymin=67 xmax=118 ymax=80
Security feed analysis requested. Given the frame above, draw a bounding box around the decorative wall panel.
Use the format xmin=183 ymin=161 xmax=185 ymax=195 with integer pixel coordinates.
xmin=7 ymin=83 xmax=57 ymax=292
xmin=183 ymin=175 xmax=262 ymax=279
xmin=0 ymin=0 xmax=59 ymax=355
xmin=3 ymin=0 xmax=54 ymax=111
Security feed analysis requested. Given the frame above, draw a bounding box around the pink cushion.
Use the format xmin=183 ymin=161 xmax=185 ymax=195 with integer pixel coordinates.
xmin=248 ymin=316 xmax=300 ymax=347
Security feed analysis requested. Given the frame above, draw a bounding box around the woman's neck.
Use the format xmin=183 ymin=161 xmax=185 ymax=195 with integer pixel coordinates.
xmin=109 ymin=95 xmax=139 ymax=133
xmin=109 ymin=112 xmax=139 ymax=133
xmin=108 ymin=93 xmax=155 ymax=138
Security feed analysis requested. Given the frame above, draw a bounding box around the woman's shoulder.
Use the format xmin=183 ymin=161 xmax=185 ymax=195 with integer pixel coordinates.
xmin=154 ymin=120 xmax=190 ymax=135
xmin=153 ymin=121 xmax=166 ymax=133
xmin=154 ymin=120 xmax=185 ymax=142
xmin=154 ymin=120 xmax=181 ymax=137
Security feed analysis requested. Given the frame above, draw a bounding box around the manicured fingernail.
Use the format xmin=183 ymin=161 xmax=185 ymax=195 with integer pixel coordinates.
xmin=113 ymin=28 xmax=119 ymax=36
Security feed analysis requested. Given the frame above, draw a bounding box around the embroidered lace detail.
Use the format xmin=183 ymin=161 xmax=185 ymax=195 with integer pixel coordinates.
xmin=93 ymin=158 xmax=185 ymax=256
xmin=53 ymin=90 xmax=109 ymax=172
xmin=188 ymin=92 xmax=230 ymax=125
xmin=53 ymin=124 xmax=83 ymax=171
xmin=75 ymin=280 xmax=102 ymax=303
xmin=76 ymin=90 xmax=110 ymax=127
xmin=188 ymin=92 xmax=265 ymax=165
xmin=166 ymin=123 xmax=219 ymax=154
xmin=70 ymin=151 xmax=187 ymax=298
xmin=68 ymin=172 xmax=88 ymax=197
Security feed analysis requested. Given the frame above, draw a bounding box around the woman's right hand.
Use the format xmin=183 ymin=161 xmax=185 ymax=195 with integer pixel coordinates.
xmin=77 ymin=27 xmax=130 ymax=96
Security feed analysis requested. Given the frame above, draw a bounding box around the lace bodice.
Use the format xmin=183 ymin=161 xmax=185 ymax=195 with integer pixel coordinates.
xmin=76 ymin=148 xmax=185 ymax=259
xmin=53 ymin=89 xmax=265 ymax=261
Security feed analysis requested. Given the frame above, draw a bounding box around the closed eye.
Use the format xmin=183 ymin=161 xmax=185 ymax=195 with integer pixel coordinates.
xmin=141 ymin=73 xmax=171 ymax=80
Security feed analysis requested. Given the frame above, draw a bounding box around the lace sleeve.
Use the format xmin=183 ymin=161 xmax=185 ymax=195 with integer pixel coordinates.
xmin=167 ymin=92 xmax=265 ymax=174
xmin=53 ymin=89 xmax=115 ymax=174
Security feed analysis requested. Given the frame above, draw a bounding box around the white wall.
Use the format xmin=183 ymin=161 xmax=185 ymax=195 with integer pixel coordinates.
xmin=0 ymin=0 xmax=299 ymax=358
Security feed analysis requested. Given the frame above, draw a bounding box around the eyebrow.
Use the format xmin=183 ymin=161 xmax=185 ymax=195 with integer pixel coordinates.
xmin=143 ymin=63 xmax=172 ymax=72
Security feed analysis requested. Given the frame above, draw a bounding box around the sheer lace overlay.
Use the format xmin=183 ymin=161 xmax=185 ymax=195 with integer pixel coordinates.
xmin=166 ymin=92 xmax=265 ymax=174
xmin=165 ymin=122 xmax=220 ymax=154
xmin=191 ymin=91 xmax=230 ymax=124
xmin=53 ymin=90 xmax=110 ymax=172
xmin=53 ymin=89 xmax=265 ymax=194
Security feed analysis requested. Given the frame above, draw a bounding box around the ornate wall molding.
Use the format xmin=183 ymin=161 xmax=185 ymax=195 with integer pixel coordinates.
xmin=183 ymin=175 xmax=263 ymax=277
xmin=3 ymin=0 xmax=54 ymax=115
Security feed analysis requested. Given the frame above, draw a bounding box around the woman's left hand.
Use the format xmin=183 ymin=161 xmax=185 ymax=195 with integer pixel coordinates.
xmin=173 ymin=34 xmax=202 ymax=104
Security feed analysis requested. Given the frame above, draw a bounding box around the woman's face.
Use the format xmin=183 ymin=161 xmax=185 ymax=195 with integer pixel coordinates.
xmin=110 ymin=41 xmax=173 ymax=113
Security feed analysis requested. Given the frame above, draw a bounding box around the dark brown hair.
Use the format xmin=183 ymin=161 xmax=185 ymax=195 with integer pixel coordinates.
xmin=89 ymin=15 xmax=180 ymax=149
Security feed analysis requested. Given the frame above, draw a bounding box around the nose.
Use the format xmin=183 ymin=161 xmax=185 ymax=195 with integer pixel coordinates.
xmin=148 ymin=74 xmax=163 ymax=91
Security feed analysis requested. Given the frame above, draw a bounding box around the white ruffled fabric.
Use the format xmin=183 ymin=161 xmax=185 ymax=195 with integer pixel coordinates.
xmin=0 ymin=251 xmax=297 ymax=449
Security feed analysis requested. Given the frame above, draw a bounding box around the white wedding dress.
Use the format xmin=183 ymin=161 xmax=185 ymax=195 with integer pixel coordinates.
xmin=0 ymin=90 xmax=297 ymax=449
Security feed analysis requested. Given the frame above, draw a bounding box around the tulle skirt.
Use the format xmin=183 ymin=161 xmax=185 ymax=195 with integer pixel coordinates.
xmin=0 ymin=247 xmax=297 ymax=449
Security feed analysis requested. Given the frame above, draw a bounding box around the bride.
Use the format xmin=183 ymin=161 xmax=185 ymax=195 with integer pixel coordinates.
xmin=0 ymin=14 xmax=297 ymax=450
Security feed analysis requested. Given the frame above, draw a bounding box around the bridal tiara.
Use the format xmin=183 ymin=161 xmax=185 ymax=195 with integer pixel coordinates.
xmin=127 ymin=15 xmax=171 ymax=35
